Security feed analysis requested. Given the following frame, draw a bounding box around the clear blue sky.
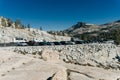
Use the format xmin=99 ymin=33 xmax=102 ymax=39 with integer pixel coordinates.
xmin=0 ymin=0 xmax=120 ymax=31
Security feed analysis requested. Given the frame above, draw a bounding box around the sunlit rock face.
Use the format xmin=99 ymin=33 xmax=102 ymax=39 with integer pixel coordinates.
xmin=1 ymin=43 xmax=120 ymax=80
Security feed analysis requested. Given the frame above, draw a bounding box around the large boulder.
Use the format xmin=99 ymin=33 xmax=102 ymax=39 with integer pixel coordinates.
xmin=41 ymin=49 xmax=60 ymax=63
xmin=51 ymin=68 xmax=67 ymax=80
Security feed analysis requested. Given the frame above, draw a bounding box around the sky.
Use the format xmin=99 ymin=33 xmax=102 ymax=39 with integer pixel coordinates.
xmin=0 ymin=0 xmax=120 ymax=31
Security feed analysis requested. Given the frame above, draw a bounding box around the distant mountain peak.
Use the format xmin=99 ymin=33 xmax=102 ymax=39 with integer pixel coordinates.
xmin=115 ymin=20 xmax=120 ymax=23
xmin=72 ymin=22 xmax=86 ymax=29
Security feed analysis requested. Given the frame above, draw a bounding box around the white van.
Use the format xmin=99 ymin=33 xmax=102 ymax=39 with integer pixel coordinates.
xmin=13 ymin=37 xmax=26 ymax=43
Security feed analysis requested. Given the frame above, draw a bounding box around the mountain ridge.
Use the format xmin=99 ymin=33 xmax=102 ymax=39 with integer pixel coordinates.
xmin=48 ymin=20 xmax=120 ymax=44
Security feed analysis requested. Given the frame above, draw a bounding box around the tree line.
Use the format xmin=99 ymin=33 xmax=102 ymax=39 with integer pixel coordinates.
xmin=1 ymin=18 xmax=43 ymax=31
xmin=73 ymin=28 xmax=120 ymax=45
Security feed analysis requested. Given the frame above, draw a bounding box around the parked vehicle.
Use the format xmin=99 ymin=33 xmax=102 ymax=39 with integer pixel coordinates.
xmin=60 ymin=41 xmax=67 ymax=45
xmin=27 ymin=40 xmax=35 ymax=46
xmin=75 ymin=40 xmax=84 ymax=44
xmin=34 ymin=42 xmax=39 ymax=46
xmin=17 ymin=42 xmax=28 ymax=46
xmin=39 ymin=42 xmax=47 ymax=46
xmin=53 ymin=42 xmax=62 ymax=45
xmin=13 ymin=37 xmax=26 ymax=43
xmin=66 ymin=41 xmax=75 ymax=45
xmin=46 ymin=42 xmax=54 ymax=46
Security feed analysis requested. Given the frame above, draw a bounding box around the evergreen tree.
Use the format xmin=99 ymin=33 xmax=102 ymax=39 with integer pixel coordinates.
xmin=15 ymin=19 xmax=21 ymax=25
xmin=21 ymin=25 xmax=25 ymax=29
xmin=1 ymin=18 xmax=6 ymax=27
xmin=40 ymin=26 xmax=42 ymax=30
xmin=7 ymin=18 xmax=13 ymax=27
xmin=113 ymin=29 xmax=120 ymax=45
xmin=15 ymin=19 xmax=21 ymax=29
xmin=27 ymin=24 xmax=30 ymax=31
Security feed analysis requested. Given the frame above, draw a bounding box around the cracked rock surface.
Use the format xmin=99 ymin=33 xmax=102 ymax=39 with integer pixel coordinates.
xmin=0 ymin=43 xmax=120 ymax=80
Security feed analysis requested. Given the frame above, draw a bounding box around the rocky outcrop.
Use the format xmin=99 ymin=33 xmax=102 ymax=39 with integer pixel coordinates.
xmin=0 ymin=16 xmax=71 ymax=43
xmin=0 ymin=27 xmax=70 ymax=43
xmin=11 ymin=43 xmax=120 ymax=70
xmin=1 ymin=44 xmax=120 ymax=80
xmin=0 ymin=49 xmax=68 ymax=80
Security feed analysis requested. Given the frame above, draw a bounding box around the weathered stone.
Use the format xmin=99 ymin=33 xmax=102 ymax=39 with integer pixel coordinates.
xmin=51 ymin=69 xmax=67 ymax=80
xmin=69 ymin=72 xmax=95 ymax=80
xmin=41 ymin=49 xmax=60 ymax=63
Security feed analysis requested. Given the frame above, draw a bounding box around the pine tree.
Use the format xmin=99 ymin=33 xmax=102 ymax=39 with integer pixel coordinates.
xmin=21 ymin=25 xmax=25 ymax=29
xmin=27 ymin=24 xmax=30 ymax=31
xmin=15 ymin=19 xmax=21 ymax=29
xmin=114 ymin=29 xmax=120 ymax=45
xmin=7 ymin=18 xmax=13 ymax=27
xmin=40 ymin=26 xmax=42 ymax=30
xmin=1 ymin=18 xmax=6 ymax=27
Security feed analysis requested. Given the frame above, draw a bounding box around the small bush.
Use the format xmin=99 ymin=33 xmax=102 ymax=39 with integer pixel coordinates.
xmin=22 ymin=62 xmax=26 ymax=65
xmin=32 ymin=52 xmax=37 ymax=55
xmin=1 ymin=74 xmax=5 ymax=76
xmin=7 ymin=70 xmax=10 ymax=73
xmin=33 ymin=56 xmax=36 ymax=58
xmin=12 ymin=67 xmax=15 ymax=70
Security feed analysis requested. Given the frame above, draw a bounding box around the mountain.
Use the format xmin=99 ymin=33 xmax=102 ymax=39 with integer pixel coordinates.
xmin=0 ymin=16 xmax=70 ymax=43
xmin=64 ymin=20 xmax=120 ymax=35
xmin=100 ymin=20 xmax=120 ymax=31
xmin=64 ymin=22 xmax=100 ymax=36
xmin=48 ymin=20 xmax=120 ymax=43
xmin=48 ymin=22 xmax=100 ymax=38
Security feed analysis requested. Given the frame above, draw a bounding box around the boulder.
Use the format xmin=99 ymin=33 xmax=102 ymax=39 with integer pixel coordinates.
xmin=51 ymin=69 xmax=67 ymax=80
xmin=41 ymin=49 xmax=60 ymax=63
